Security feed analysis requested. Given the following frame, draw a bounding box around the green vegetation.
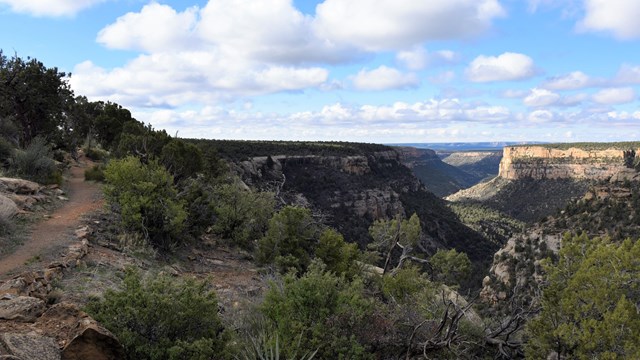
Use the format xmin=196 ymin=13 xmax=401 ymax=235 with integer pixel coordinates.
xmin=84 ymin=164 xmax=105 ymax=182
xmin=546 ymin=181 xmax=640 ymax=241
xmin=450 ymin=202 xmax=524 ymax=245
xmin=9 ymin=137 xmax=61 ymax=184
xmin=429 ymin=248 xmax=471 ymax=287
xmin=260 ymin=262 xmax=373 ymax=359
xmin=87 ymin=269 xmax=230 ymax=360
xmin=256 ymin=206 xmax=319 ymax=273
xmin=210 ymin=183 xmax=275 ymax=249
xmin=103 ymin=156 xmax=186 ymax=249
xmin=187 ymin=139 xmax=390 ymax=161
xmin=315 ymin=228 xmax=360 ymax=277
xmin=368 ymin=213 xmax=421 ymax=273
xmin=470 ymin=178 xmax=591 ymax=223
xmin=526 ymin=233 xmax=640 ymax=359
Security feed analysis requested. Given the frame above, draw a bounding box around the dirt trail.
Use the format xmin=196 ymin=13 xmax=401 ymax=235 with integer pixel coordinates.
xmin=0 ymin=157 xmax=103 ymax=278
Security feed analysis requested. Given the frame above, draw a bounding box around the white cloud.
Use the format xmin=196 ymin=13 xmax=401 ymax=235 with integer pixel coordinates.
xmin=70 ymin=53 xmax=328 ymax=107
xmin=74 ymin=0 xmax=346 ymax=107
xmin=97 ymin=3 xmax=199 ymax=53
xmin=542 ymin=71 xmax=593 ymax=90
xmin=614 ymin=64 xmax=640 ymax=85
xmin=466 ymin=52 xmax=536 ymax=82
xmin=528 ymin=109 xmax=555 ymax=123
xmin=0 ymin=0 xmax=105 ymax=17
xmin=592 ymin=87 xmax=636 ymax=104
xmin=396 ymin=48 xmax=429 ymax=71
xmin=313 ymin=0 xmax=505 ymax=51
xmin=396 ymin=47 xmax=458 ymax=70
xmin=559 ymin=93 xmax=589 ymax=106
xmin=524 ymin=88 xmax=561 ymax=107
xmin=578 ymin=0 xmax=640 ymax=40
xmin=352 ymin=66 xmax=419 ymax=91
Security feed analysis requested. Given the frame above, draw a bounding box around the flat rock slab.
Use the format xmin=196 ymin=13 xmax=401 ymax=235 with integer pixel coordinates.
xmin=0 ymin=296 xmax=45 ymax=322
xmin=0 ymin=333 xmax=60 ymax=360
xmin=0 ymin=178 xmax=40 ymax=195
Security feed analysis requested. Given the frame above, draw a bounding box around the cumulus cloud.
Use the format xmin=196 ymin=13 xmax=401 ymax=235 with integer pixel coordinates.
xmin=542 ymin=71 xmax=594 ymax=90
xmin=524 ymin=88 xmax=561 ymax=107
xmin=466 ymin=52 xmax=536 ymax=82
xmin=528 ymin=109 xmax=555 ymax=123
xmin=70 ymin=53 xmax=328 ymax=107
xmin=74 ymin=0 xmax=511 ymax=109
xmin=313 ymin=0 xmax=505 ymax=51
xmin=0 ymin=0 xmax=105 ymax=17
xmin=578 ymin=0 xmax=640 ymax=40
xmin=352 ymin=66 xmax=419 ymax=91
xmin=592 ymin=87 xmax=637 ymax=104
xmin=97 ymin=3 xmax=199 ymax=53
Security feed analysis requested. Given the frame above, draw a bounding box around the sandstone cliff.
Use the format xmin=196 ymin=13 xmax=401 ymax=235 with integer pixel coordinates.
xmin=498 ymin=145 xmax=638 ymax=180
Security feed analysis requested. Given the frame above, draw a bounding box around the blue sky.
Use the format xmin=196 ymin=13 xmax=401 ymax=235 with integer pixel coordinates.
xmin=1 ymin=0 xmax=639 ymax=143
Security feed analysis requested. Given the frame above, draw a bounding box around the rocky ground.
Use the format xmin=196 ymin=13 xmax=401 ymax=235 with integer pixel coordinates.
xmin=0 ymin=156 xmax=268 ymax=359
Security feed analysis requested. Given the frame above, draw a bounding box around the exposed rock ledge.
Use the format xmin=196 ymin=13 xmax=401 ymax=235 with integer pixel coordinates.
xmin=499 ymin=146 xmax=638 ymax=180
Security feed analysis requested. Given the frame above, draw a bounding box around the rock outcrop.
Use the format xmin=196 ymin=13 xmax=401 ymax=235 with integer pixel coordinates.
xmin=0 ymin=233 xmax=124 ymax=360
xmin=499 ymin=145 xmax=637 ymax=180
xmin=0 ymin=296 xmax=46 ymax=322
xmin=0 ymin=333 xmax=60 ymax=360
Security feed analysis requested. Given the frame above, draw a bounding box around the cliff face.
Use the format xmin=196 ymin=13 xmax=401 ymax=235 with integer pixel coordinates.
xmin=232 ymin=147 xmax=495 ymax=263
xmin=499 ymin=146 xmax=637 ymax=180
xmin=481 ymin=171 xmax=640 ymax=305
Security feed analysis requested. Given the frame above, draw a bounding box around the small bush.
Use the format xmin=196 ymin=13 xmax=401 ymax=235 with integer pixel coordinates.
xmin=256 ymin=206 xmax=318 ymax=273
xmin=429 ymin=248 xmax=472 ymax=287
xmin=103 ymin=156 xmax=186 ymax=249
xmin=10 ymin=137 xmax=60 ymax=184
xmin=315 ymin=228 xmax=360 ymax=278
xmin=84 ymin=146 xmax=109 ymax=161
xmin=86 ymin=269 xmax=230 ymax=360
xmin=84 ymin=164 xmax=105 ymax=182
xmin=211 ymin=183 xmax=275 ymax=249
xmin=260 ymin=262 xmax=373 ymax=359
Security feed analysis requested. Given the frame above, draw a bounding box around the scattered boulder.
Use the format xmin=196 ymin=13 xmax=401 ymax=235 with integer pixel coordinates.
xmin=62 ymin=323 xmax=124 ymax=360
xmin=0 ymin=296 xmax=46 ymax=322
xmin=37 ymin=303 xmax=124 ymax=360
xmin=0 ymin=195 xmax=18 ymax=219
xmin=0 ymin=333 xmax=60 ymax=360
xmin=0 ymin=178 xmax=40 ymax=195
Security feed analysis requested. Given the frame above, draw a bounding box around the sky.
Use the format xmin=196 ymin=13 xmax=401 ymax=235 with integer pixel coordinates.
xmin=0 ymin=0 xmax=639 ymax=143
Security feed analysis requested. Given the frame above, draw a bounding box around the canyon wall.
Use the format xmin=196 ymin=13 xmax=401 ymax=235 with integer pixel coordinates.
xmin=498 ymin=146 xmax=639 ymax=180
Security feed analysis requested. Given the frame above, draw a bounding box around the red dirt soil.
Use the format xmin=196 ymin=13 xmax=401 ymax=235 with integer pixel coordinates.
xmin=0 ymin=157 xmax=103 ymax=278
